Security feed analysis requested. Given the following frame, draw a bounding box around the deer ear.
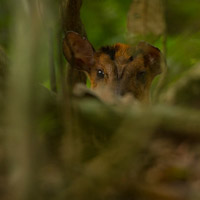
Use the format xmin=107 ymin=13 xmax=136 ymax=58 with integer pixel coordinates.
xmin=137 ymin=42 xmax=162 ymax=76
xmin=63 ymin=31 xmax=95 ymax=73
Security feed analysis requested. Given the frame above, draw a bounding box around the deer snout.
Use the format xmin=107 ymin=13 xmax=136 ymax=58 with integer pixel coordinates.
xmin=114 ymin=87 xmax=126 ymax=97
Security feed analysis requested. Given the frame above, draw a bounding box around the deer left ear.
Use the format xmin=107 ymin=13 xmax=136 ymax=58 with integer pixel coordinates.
xmin=137 ymin=42 xmax=162 ymax=77
xmin=63 ymin=31 xmax=95 ymax=73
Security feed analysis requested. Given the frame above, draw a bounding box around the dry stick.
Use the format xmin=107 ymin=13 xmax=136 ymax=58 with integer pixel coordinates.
xmin=127 ymin=0 xmax=167 ymax=103
xmin=60 ymin=1 xmax=87 ymax=166
xmin=152 ymin=34 xmax=167 ymax=103
xmin=37 ymin=0 xmax=57 ymax=93
xmin=59 ymin=3 xmax=81 ymax=175
xmin=61 ymin=0 xmax=87 ymax=87
xmin=61 ymin=0 xmax=86 ymax=37
xmin=49 ymin=30 xmax=57 ymax=93
xmin=57 ymin=27 xmax=67 ymax=96
xmin=5 ymin=1 xmax=43 ymax=199
xmin=152 ymin=0 xmax=168 ymax=103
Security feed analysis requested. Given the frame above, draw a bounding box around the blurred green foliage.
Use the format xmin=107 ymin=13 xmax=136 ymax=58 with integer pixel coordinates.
xmin=81 ymin=0 xmax=133 ymax=47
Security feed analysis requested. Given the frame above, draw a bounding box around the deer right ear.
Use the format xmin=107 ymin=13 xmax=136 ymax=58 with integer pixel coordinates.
xmin=63 ymin=32 xmax=95 ymax=73
xmin=136 ymin=42 xmax=162 ymax=77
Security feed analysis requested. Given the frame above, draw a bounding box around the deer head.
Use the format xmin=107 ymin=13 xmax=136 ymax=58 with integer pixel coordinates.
xmin=63 ymin=31 xmax=162 ymax=103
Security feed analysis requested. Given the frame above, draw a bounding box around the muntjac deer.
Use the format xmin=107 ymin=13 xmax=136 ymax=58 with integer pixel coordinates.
xmin=62 ymin=0 xmax=162 ymax=103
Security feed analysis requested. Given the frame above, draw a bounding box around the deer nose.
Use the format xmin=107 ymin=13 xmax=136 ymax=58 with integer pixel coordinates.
xmin=114 ymin=87 xmax=125 ymax=97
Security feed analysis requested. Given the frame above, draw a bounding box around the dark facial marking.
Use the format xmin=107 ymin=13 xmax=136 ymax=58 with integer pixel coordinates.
xmin=100 ymin=45 xmax=119 ymax=60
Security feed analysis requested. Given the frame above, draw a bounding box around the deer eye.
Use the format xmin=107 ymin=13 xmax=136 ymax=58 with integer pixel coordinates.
xmin=129 ymin=56 xmax=134 ymax=62
xmin=137 ymin=71 xmax=146 ymax=83
xmin=97 ymin=69 xmax=104 ymax=79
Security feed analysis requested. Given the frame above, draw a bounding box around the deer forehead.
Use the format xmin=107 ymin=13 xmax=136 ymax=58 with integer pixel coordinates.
xmin=93 ymin=43 xmax=146 ymax=76
xmin=98 ymin=43 xmax=131 ymax=61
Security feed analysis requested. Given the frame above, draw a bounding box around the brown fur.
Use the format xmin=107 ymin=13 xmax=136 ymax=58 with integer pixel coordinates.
xmin=63 ymin=32 xmax=162 ymax=103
